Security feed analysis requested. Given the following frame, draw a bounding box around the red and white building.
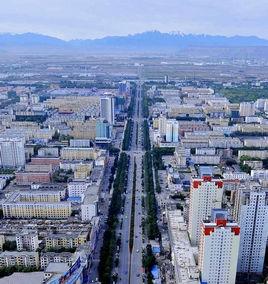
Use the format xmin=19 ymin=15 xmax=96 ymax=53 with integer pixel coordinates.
xmin=188 ymin=176 xmax=223 ymax=245
xmin=199 ymin=209 xmax=240 ymax=284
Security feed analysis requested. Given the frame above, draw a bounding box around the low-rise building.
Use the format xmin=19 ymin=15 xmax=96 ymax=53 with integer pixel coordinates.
xmin=167 ymin=210 xmax=199 ymax=284
xmin=45 ymin=231 xmax=88 ymax=250
xmin=191 ymin=154 xmax=220 ymax=165
xmin=16 ymin=230 xmax=39 ymax=251
xmin=81 ymin=193 xmax=98 ymax=222
xmin=40 ymin=252 xmax=73 ymax=269
xmin=0 ymin=251 xmax=39 ymax=268
xmin=2 ymin=192 xmax=71 ymax=219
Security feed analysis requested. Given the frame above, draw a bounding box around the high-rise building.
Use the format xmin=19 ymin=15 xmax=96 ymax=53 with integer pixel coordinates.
xmin=234 ymin=183 xmax=268 ymax=274
xmin=239 ymin=102 xmax=255 ymax=117
xmin=96 ymin=119 xmax=111 ymax=139
xmin=118 ymin=81 xmax=130 ymax=96
xmin=100 ymin=97 xmax=115 ymax=125
xmin=0 ymin=136 xmax=25 ymax=168
xmin=166 ymin=119 xmax=179 ymax=143
xmin=199 ymin=209 xmax=240 ymax=284
xmin=188 ymin=176 xmax=223 ymax=245
xmin=158 ymin=115 xmax=167 ymax=136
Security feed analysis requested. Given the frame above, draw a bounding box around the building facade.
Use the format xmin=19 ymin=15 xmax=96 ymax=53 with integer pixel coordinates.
xmin=199 ymin=209 xmax=240 ymax=284
xmin=100 ymin=97 xmax=115 ymax=125
xmin=0 ymin=136 xmax=25 ymax=168
xmin=234 ymin=183 xmax=268 ymax=274
xmin=188 ymin=176 xmax=223 ymax=245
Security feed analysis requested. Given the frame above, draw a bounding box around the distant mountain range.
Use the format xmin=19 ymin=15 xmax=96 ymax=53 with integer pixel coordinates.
xmin=1 ymin=31 xmax=268 ymax=54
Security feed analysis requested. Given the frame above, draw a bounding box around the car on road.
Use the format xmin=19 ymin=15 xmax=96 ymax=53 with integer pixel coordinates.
xmin=136 ymin=249 xmax=139 ymax=253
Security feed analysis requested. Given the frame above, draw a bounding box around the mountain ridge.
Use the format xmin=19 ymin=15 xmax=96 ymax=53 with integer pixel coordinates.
xmin=1 ymin=31 xmax=268 ymax=53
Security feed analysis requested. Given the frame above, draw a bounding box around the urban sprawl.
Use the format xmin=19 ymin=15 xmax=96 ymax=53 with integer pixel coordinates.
xmin=0 ymin=57 xmax=267 ymax=284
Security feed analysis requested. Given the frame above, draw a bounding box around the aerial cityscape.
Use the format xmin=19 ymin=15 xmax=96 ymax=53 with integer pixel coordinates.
xmin=0 ymin=1 xmax=268 ymax=284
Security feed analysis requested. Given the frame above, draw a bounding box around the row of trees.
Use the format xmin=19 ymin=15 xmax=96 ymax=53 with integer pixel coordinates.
xmin=152 ymin=147 xmax=175 ymax=193
xmin=122 ymin=119 xmax=133 ymax=151
xmin=142 ymin=120 xmax=151 ymax=151
xmin=142 ymin=244 xmax=157 ymax=284
xmin=127 ymin=92 xmax=136 ymax=118
xmin=129 ymin=159 xmax=137 ymax=252
xmin=142 ymin=94 xmax=150 ymax=118
xmin=0 ymin=266 xmax=38 ymax=278
xmin=98 ymin=152 xmax=129 ymax=284
xmin=143 ymin=151 xmax=160 ymax=240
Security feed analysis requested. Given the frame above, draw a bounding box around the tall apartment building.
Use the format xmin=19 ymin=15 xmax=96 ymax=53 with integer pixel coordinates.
xmin=100 ymin=96 xmax=115 ymax=125
xmin=188 ymin=176 xmax=223 ymax=245
xmin=0 ymin=136 xmax=25 ymax=168
xmin=166 ymin=119 xmax=179 ymax=143
xmin=199 ymin=209 xmax=240 ymax=284
xmin=16 ymin=230 xmax=39 ymax=251
xmin=234 ymin=183 xmax=268 ymax=274
xmin=239 ymin=102 xmax=255 ymax=117
xmin=158 ymin=115 xmax=167 ymax=136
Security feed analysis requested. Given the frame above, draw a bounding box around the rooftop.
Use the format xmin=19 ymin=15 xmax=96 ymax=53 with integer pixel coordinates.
xmin=167 ymin=210 xmax=199 ymax=284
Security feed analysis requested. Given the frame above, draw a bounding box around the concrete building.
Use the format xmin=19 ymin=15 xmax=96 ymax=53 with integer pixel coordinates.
xmin=234 ymin=183 xmax=268 ymax=274
xmin=67 ymin=181 xmax=91 ymax=198
xmin=96 ymin=119 xmax=112 ymax=139
xmin=45 ymin=231 xmax=88 ymax=250
xmin=167 ymin=210 xmax=199 ymax=284
xmin=40 ymin=252 xmax=73 ymax=269
xmin=2 ymin=192 xmax=71 ymax=219
xmin=16 ymin=230 xmax=39 ymax=251
xmin=191 ymin=154 xmax=220 ymax=165
xmin=0 ymin=136 xmax=25 ymax=168
xmin=158 ymin=115 xmax=167 ymax=136
xmin=81 ymin=193 xmax=98 ymax=222
xmin=188 ymin=176 xmax=223 ymax=245
xmin=199 ymin=209 xmax=240 ymax=284
xmin=60 ymin=147 xmax=101 ymax=161
xmin=239 ymin=102 xmax=255 ymax=117
xmin=100 ymin=97 xmax=115 ymax=125
xmin=174 ymin=144 xmax=187 ymax=167
xmin=251 ymin=169 xmax=268 ymax=180
xmin=69 ymin=139 xmax=91 ymax=148
xmin=166 ymin=119 xmax=179 ymax=143
xmin=0 ymin=251 xmax=39 ymax=268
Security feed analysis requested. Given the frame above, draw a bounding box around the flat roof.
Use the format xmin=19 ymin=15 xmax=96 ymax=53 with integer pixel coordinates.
xmin=167 ymin=210 xmax=199 ymax=284
xmin=0 ymin=272 xmax=43 ymax=284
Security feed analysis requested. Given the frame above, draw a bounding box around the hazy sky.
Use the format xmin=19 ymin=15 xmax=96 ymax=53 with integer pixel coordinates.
xmin=0 ymin=0 xmax=267 ymax=40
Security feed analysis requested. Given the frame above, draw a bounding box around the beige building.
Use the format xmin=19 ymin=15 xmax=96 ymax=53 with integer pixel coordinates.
xmin=45 ymin=231 xmax=88 ymax=249
xmin=2 ymin=192 xmax=71 ymax=219
xmin=61 ymin=147 xmax=101 ymax=160
xmin=0 ymin=251 xmax=39 ymax=268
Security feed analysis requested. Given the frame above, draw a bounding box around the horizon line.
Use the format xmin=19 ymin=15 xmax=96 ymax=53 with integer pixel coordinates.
xmin=0 ymin=30 xmax=267 ymax=42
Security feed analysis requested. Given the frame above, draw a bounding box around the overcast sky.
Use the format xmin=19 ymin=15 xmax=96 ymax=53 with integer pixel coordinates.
xmin=0 ymin=0 xmax=267 ymax=40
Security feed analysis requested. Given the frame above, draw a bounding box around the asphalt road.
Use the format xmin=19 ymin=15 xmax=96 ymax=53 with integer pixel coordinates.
xmin=117 ymin=83 xmax=144 ymax=284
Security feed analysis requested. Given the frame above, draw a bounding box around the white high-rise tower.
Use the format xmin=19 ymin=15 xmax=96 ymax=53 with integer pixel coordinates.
xmin=0 ymin=136 xmax=26 ymax=168
xmin=100 ymin=96 xmax=115 ymax=125
xmin=188 ymin=176 xmax=223 ymax=245
xmin=199 ymin=209 xmax=240 ymax=284
xmin=234 ymin=182 xmax=268 ymax=274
